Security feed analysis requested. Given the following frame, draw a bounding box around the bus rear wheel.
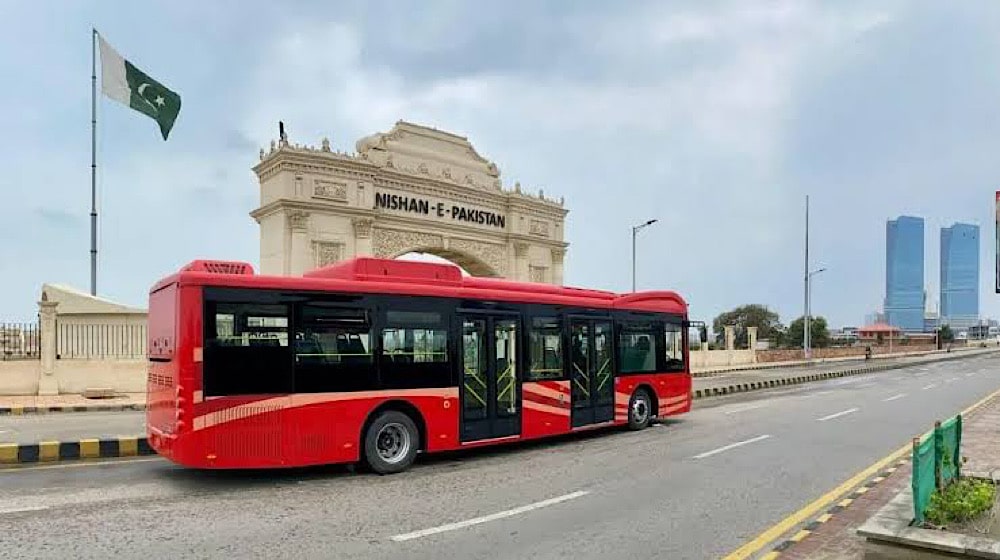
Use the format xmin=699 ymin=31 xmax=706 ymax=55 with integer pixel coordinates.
xmin=627 ymin=389 xmax=652 ymax=431
xmin=364 ymin=410 xmax=419 ymax=474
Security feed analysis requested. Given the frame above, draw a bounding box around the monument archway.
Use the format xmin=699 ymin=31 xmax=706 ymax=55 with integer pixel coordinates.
xmin=394 ymin=249 xmax=495 ymax=277
xmin=251 ymin=120 xmax=569 ymax=283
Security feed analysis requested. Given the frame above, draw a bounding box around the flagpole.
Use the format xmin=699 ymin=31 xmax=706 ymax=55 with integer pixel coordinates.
xmin=90 ymin=28 xmax=98 ymax=296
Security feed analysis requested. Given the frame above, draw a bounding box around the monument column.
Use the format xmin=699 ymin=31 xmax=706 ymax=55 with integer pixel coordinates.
xmin=513 ymin=242 xmax=529 ymax=282
xmin=288 ymin=211 xmax=311 ymax=275
xmin=551 ymin=248 xmax=565 ymax=286
xmin=353 ymin=218 xmax=374 ymax=257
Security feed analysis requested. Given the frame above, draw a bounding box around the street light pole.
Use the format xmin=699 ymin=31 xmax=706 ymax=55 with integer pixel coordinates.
xmin=803 ymin=195 xmax=810 ymax=357
xmin=631 ymin=219 xmax=658 ymax=292
xmin=806 ymin=267 xmax=827 ymax=359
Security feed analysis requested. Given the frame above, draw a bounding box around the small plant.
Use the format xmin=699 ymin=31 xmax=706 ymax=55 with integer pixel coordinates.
xmin=925 ymin=477 xmax=996 ymax=526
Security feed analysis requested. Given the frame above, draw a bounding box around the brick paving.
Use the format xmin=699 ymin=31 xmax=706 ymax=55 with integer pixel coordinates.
xmin=772 ymin=388 xmax=1000 ymax=560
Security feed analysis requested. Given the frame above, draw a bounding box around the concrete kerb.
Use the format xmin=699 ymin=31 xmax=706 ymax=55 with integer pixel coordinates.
xmin=0 ymin=436 xmax=155 ymax=465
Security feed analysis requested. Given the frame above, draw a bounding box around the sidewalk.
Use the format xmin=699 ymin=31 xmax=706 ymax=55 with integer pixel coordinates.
xmin=0 ymin=393 xmax=145 ymax=413
xmin=770 ymin=383 xmax=1000 ymax=559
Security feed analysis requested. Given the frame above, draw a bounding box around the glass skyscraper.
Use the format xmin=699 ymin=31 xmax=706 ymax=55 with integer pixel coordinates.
xmin=940 ymin=223 xmax=979 ymax=329
xmin=885 ymin=216 xmax=925 ymax=331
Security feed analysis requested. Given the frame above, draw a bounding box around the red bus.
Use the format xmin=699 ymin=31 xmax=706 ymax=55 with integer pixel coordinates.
xmin=146 ymin=257 xmax=700 ymax=473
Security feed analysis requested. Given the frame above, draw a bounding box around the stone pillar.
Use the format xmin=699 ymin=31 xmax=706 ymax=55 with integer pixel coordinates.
xmin=550 ymin=248 xmax=565 ymax=286
xmin=513 ymin=242 xmax=529 ymax=282
xmin=288 ymin=211 xmax=311 ymax=275
xmin=353 ymin=218 xmax=374 ymax=257
xmin=747 ymin=326 xmax=759 ymax=364
xmin=724 ymin=325 xmax=736 ymax=366
xmin=700 ymin=332 xmax=710 ymax=369
xmin=37 ymin=295 xmax=59 ymax=396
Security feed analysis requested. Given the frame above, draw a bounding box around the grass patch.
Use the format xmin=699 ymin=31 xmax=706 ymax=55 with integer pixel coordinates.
xmin=925 ymin=478 xmax=997 ymax=526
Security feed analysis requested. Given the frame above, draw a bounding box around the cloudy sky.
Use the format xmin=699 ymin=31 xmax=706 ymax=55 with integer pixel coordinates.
xmin=2 ymin=0 xmax=999 ymax=330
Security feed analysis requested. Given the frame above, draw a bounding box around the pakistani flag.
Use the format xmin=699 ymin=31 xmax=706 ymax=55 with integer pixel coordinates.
xmin=98 ymin=34 xmax=181 ymax=140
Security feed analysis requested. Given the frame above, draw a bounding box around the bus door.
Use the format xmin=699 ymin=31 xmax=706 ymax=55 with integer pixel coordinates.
xmin=569 ymin=317 xmax=615 ymax=427
xmin=458 ymin=312 xmax=521 ymax=442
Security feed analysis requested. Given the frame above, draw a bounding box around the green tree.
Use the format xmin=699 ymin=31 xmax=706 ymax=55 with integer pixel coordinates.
xmin=783 ymin=316 xmax=830 ymax=349
xmin=712 ymin=304 xmax=783 ymax=348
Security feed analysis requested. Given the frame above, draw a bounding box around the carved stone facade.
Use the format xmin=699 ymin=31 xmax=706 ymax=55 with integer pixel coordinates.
xmin=312 ymin=241 xmax=344 ymax=268
xmin=251 ymin=120 xmax=569 ymax=283
xmin=372 ymin=230 xmax=443 ymax=261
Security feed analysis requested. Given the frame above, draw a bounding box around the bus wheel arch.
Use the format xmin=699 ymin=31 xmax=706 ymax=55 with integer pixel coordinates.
xmin=360 ymin=400 xmax=427 ymax=474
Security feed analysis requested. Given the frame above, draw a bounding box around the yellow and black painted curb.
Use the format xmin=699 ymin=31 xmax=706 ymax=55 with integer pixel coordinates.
xmin=0 ymin=436 xmax=154 ymax=464
xmin=692 ymin=350 xmax=990 ymax=401
xmin=0 ymin=404 xmax=146 ymax=416
xmin=759 ymin=457 xmax=910 ymax=559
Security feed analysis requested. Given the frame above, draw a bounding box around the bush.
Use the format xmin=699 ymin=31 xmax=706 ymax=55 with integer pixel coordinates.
xmin=925 ymin=478 xmax=996 ymax=526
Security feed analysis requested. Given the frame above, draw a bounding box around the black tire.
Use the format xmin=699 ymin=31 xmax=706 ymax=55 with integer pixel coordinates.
xmin=363 ymin=410 xmax=419 ymax=475
xmin=627 ymin=388 xmax=652 ymax=431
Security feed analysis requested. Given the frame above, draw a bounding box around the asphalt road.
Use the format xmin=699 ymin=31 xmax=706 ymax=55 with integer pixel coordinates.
xmin=1 ymin=353 xmax=998 ymax=559
xmin=0 ymin=350 xmax=986 ymax=444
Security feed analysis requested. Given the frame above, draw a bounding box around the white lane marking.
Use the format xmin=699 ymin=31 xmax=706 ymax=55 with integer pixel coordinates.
xmin=891 ymin=377 xmax=906 ymax=381
xmin=882 ymin=393 xmax=906 ymax=402
xmin=692 ymin=434 xmax=772 ymax=459
xmin=915 ymin=371 xmax=931 ymax=377
xmin=922 ymin=383 xmax=938 ymax=390
xmin=0 ymin=506 xmax=49 ymax=515
xmin=724 ymin=403 xmax=769 ymax=415
xmin=817 ymin=408 xmax=859 ymax=422
xmin=854 ymin=382 xmax=877 ymax=389
xmin=945 ymin=377 xmax=960 ymax=384
xmin=805 ymin=390 xmax=833 ymax=397
xmin=834 ymin=378 xmax=862 ymax=385
xmin=966 ymin=372 xmax=978 ymax=377
xmin=391 ymin=491 xmax=590 ymax=542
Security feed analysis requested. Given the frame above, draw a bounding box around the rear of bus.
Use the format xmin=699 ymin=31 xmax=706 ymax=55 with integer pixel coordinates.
xmin=146 ymin=277 xmax=184 ymax=461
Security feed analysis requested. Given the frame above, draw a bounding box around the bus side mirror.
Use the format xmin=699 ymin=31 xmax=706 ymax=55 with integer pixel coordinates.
xmin=700 ymin=327 xmax=708 ymax=344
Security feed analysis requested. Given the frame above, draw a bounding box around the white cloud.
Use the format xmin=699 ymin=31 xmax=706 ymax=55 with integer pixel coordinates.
xmin=231 ymin=3 xmax=900 ymax=328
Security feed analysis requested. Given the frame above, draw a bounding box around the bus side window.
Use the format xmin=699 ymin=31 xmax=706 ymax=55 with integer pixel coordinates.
xmin=618 ymin=321 xmax=658 ymax=374
xmin=664 ymin=322 xmax=684 ymax=372
xmin=379 ymin=309 xmax=450 ymax=389
xmin=203 ymin=302 xmax=293 ymax=396
xmin=293 ymin=304 xmax=376 ymax=393
xmin=527 ymin=317 xmax=563 ymax=381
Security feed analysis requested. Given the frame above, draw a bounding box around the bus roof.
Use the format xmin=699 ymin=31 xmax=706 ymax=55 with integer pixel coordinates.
xmin=152 ymin=257 xmax=687 ymax=315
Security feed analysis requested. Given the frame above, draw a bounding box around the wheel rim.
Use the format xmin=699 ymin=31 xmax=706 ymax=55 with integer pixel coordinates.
xmin=376 ymin=422 xmax=411 ymax=464
xmin=632 ymin=396 xmax=649 ymax=424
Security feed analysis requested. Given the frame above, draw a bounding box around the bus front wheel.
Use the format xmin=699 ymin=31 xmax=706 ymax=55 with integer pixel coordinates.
xmin=364 ymin=410 xmax=419 ymax=474
xmin=627 ymin=389 xmax=652 ymax=431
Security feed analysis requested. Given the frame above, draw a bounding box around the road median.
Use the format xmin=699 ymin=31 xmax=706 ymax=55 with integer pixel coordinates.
xmin=693 ymin=347 xmax=998 ymax=401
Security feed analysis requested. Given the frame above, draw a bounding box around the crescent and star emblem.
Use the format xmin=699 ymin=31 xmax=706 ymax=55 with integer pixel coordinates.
xmin=136 ymin=83 xmax=167 ymax=113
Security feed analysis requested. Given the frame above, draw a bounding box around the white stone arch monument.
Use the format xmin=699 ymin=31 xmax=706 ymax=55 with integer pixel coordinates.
xmin=251 ymin=121 xmax=569 ymax=283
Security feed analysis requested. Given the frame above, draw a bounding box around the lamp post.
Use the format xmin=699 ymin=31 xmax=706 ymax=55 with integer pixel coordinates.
xmin=632 ymin=218 xmax=658 ymax=292
xmin=805 ymin=267 xmax=827 ymax=359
